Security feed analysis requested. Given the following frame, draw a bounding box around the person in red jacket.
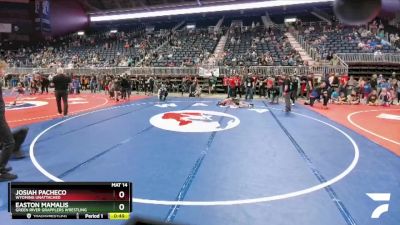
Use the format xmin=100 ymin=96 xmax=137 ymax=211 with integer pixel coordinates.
xmin=228 ymin=76 xmax=237 ymax=97
xmin=339 ymin=74 xmax=349 ymax=94
xmin=266 ymin=76 xmax=274 ymax=99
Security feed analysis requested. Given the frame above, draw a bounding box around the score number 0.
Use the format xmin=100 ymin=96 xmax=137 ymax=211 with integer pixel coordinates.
xmin=118 ymin=191 xmax=126 ymax=211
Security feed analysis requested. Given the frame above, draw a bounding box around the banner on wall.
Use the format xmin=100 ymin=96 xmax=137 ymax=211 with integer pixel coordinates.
xmin=34 ymin=0 xmax=51 ymax=33
xmin=199 ymin=67 xmax=220 ymax=77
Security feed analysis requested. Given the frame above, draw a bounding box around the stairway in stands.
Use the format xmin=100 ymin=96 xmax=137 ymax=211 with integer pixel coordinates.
xmin=207 ymin=34 xmax=227 ymax=65
xmin=285 ymin=32 xmax=315 ymax=66
xmin=135 ymin=21 xmax=185 ymax=66
xmin=204 ymin=17 xmax=227 ymax=66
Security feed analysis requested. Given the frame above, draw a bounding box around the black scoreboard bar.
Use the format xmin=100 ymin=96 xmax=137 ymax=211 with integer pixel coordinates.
xmin=9 ymin=182 xmax=132 ymax=220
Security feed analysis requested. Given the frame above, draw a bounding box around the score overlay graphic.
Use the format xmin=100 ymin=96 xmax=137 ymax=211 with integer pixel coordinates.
xmin=8 ymin=182 xmax=132 ymax=220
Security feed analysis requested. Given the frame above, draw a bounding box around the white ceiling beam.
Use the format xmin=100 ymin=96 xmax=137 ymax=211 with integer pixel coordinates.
xmin=91 ymin=0 xmax=334 ymax=22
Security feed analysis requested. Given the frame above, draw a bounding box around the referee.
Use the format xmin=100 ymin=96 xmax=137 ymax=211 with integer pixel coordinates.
xmin=52 ymin=68 xmax=71 ymax=116
xmin=0 ymin=60 xmax=17 ymax=181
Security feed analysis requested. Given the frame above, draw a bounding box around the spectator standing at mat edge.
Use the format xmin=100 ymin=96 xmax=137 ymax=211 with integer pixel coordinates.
xmin=283 ymin=74 xmax=292 ymax=112
xmin=52 ymin=68 xmax=71 ymax=116
xmin=0 ymin=60 xmax=17 ymax=182
xmin=40 ymin=75 xmax=50 ymax=94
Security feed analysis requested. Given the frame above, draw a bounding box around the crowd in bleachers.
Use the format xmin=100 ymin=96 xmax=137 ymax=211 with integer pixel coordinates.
xmin=1 ymin=13 xmax=400 ymax=71
xmin=1 ymin=16 xmax=400 ymax=106
xmin=1 ymin=26 xmax=167 ymax=68
xmin=1 ymin=20 xmax=308 ymax=69
xmin=389 ymin=33 xmax=400 ymax=48
xmin=297 ymin=19 xmax=399 ymax=64
xmin=382 ymin=19 xmax=400 ymax=49
xmin=141 ymin=28 xmax=221 ymax=67
xmin=222 ymin=23 xmax=304 ymax=67
xmin=1 ymin=26 xmax=223 ymax=69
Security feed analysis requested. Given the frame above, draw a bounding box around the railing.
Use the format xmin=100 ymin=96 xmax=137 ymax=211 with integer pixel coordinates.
xmin=336 ymin=54 xmax=349 ymax=67
xmin=273 ymin=23 xmax=286 ymax=31
xmin=172 ymin=21 xmax=185 ymax=31
xmin=294 ymin=33 xmax=349 ymax=68
xmin=299 ymin=21 xmax=330 ymax=27
xmin=214 ymin=16 xmax=224 ymax=32
xmin=5 ymin=67 xmax=199 ymax=76
xmin=293 ymin=30 xmax=398 ymax=67
xmin=261 ymin=13 xmax=275 ymax=29
xmin=295 ymin=33 xmax=319 ymax=61
xmin=6 ymin=65 xmax=348 ymax=76
xmin=220 ymin=66 xmax=348 ymax=76
xmin=337 ymin=53 xmax=400 ymax=64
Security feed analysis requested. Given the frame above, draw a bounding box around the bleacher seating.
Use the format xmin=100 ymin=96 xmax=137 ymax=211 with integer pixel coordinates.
xmin=1 ymin=25 xmax=168 ymax=68
xmin=223 ymin=25 xmax=303 ymax=66
xmin=2 ymin=14 xmax=399 ymax=70
xmin=299 ymin=22 xmax=399 ymax=57
xmin=148 ymin=28 xmax=220 ymax=67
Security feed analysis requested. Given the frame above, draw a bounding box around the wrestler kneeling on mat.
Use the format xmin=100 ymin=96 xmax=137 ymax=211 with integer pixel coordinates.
xmin=158 ymin=84 xmax=168 ymax=101
xmin=304 ymin=82 xmax=329 ymax=109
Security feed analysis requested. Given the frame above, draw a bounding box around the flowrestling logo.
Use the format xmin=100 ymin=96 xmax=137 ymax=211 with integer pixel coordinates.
xmin=5 ymin=101 xmax=48 ymax=111
xmin=150 ymin=110 xmax=240 ymax=132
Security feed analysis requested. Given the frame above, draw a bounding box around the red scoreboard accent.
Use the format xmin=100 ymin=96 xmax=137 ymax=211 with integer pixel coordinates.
xmin=9 ymin=182 xmax=132 ymax=220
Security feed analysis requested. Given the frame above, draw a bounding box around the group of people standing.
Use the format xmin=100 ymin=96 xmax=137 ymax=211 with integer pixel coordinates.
xmin=4 ymin=73 xmax=50 ymax=96
xmin=104 ymin=75 xmax=132 ymax=102
xmin=222 ymin=74 xmax=300 ymax=111
xmin=220 ymin=72 xmax=400 ymax=111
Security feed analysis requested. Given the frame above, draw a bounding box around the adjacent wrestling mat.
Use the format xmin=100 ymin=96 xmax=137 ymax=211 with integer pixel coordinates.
xmin=0 ymin=97 xmax=399 ymax=225
xmin=4 ymin=93 xmax=148 ymax=128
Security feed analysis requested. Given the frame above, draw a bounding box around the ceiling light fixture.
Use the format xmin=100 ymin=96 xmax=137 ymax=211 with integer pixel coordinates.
xmin=90 ymin=0 xmax=334 ymax=22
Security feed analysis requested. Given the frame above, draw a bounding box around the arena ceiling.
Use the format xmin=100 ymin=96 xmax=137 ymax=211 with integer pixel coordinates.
xmin=82 ymin=0 xmax=266 ymax=13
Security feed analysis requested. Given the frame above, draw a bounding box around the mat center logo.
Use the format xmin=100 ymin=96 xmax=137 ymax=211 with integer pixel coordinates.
xmin=5 ymin=101 xmax=48 ymax=111
xmin=150 ymin=110 xmax=240 ymax=132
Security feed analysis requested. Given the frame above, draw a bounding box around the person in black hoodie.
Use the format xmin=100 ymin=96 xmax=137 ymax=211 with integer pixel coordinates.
xmin=290 ymin=76 xmax=299 ymax=105
xmin=121 ymin=75 xmax=131 ymax=100
xmin=141 ymin=76 xmax=147 ymax=94
xmin=113 ymin=77 xmax=122 ymax=102
xmin=283 ymin=74 xmax=292 ymax=112
xmin=244 ymin=75 xmax=254 ymax=100
xmin=269 ymin=82 xmax=280 ymax=104
xmin=52 ymin=68 xmax=71 ymax=116
xmin=40 ymin=75 xmax=50 ymax=94
xmin=0 ymin=60 xmax=17 ymax=181
xmin=148 ymin=76 xmax=155 ymax=95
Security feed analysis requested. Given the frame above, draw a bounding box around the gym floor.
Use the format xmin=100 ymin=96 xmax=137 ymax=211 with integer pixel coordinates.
xmin=0 ymin=93 xmax=399 ymax=225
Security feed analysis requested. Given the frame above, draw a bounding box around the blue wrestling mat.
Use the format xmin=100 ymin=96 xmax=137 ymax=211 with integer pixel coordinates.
xmin=0 ymin=97 xmax=399 ymax=225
